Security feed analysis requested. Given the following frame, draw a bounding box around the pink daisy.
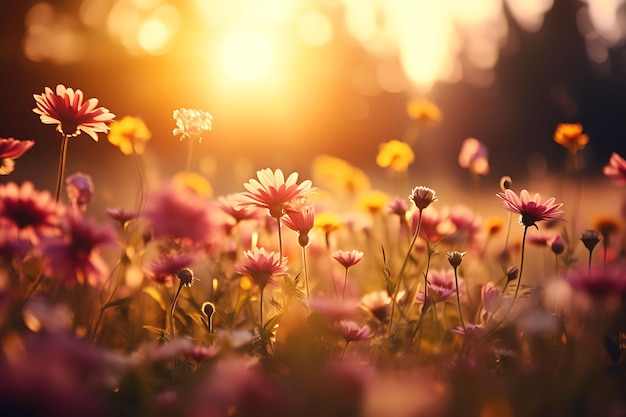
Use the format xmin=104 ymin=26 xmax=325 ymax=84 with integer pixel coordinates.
xmin=417 ymin=268 xmax=465 ymax=304
xmin=565 ymin=264 xmax=626 ymax=298
xmin=147 ymin=252 xmax=200 ymax=285
xmin=41 ymin=213 xmax=117 ymax=287
xmin=33 ymin=84 xmax=115 ymax=140
xmin=0 ymin=138 xmax=35 ymax=175
xmin=283 ymin=197 xmax=315 ymax=247
xmin=332 ymin=249 xmax=364 ymax=269
xmin=333 ymin=320 xmax=372 ymax=343
xmin=239 ymin=168 xmax=316 ymax=219
xmin=603 ymin=152 xmax=626 ymax=185
xmin=217 ymin=193 xmax=264 ymax=223
xmin=0 ymin=181 xmax=59 ymax=242
xmin=143 ymin=182 xmax=221 ymax=247
xmin=496 ymin=189 xmax=564 ymax=228
xmin=234 ymin=247 xmax=288 ymax=290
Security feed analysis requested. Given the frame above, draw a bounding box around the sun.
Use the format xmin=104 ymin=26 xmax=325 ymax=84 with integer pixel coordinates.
xmin=220 ymin=28 xmax=275 ymax=82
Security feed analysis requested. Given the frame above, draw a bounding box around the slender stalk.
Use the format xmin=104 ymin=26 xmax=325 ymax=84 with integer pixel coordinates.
xmin=185 ymin=138 xmax=194 ymax=171
xmin=259 ymin=286 xmax=265 ymax=332
xmin=277 ymin=217 xmax=283 ymax=261
xmin=341 ymin=267 xmax=349 ymax=301
xmin=453 ymin=266 xmax=466 ymax=333
xmin=54 ymin=134 xmax=70 ymax=202
xmin=131 ymin=145 xmax=147 ymax=212
xmin=388 ymin=208 xmax=423 ymax=336
xmin=301 ymin=246 xmax=310 ymax=300
xmin=169 ymin=280 xmax=185 ymax=340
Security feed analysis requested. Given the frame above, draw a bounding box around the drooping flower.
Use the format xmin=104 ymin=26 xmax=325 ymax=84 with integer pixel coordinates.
xmin=143 ymin=181 xmax=220 ymax=246
xmin=234 ymin=247 xmax=288 ymax=290
xmin=332 ymin=250 xmax=364 ymax=269
xmin=603 ymin=152 xmax=626 ymax=185
xmin=41 ymin=213 xmax=117 ymax=287
xmin=376 ymin=139 xmax=414 ymax=172
xmin=239 ymin=168 xmax=316 ymax=219
xmin=33 ymin=84 xmax=115 ymax=140
xmin=409 ymin=186 xmax=437 ymax=211
xmin=65 ymin=172 xmax=94 ymax=212
xmin=0 ymin=138 xmax=35 ymax=175
xmin=172 ymin=108 xmax=213 ymax=142
xmin=107 ymin=116 xmax=151 ymax=155
xmin=458 ymin=137 xmax=489 ymax=176
xmin=553 ymin=123 xmax=588 ymax=153
xmin=283 ymin=197 xmax=315 ymax=247
xmin=0 ymin=181 xmax=59 ymax=242
xmin=496 ymin=189 xmax=564 ymax=228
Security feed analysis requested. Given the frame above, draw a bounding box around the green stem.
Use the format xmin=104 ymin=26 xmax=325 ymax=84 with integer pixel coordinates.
xmin=54 ymin=134 xmax=70 ymax=202
xmin=388 ymin=208 xmax=422 ymax=337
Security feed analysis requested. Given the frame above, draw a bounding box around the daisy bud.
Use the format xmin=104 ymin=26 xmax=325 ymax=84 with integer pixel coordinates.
xmin=176 ymin=268 xmax=196 ymax=287
xmin=409 ymin=186 xmax=437 ymax=210
xmin=550 ymin=235 xmax=566 ymax=255
xmin=500 ymin=176 xmax=513 ymax=192
xmin=446 ymin=251 xmax=466 ymax=268
xmin=580 ymin=229 xmax=600 ymax=252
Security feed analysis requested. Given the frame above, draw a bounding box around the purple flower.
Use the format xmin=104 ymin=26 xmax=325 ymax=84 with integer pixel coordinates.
xmin=65 ymin=172 xmax=94 ymax=211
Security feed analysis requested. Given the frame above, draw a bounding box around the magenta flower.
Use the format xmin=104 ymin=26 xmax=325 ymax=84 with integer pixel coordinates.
xmin=0 ymin=181 xmax=59 ymax=242
xmin=65 ymin=172 xmax=94 ymax=211
xmin=217 ymin=193 xmax=264 ymax=224
xmin=603 ymin=152 xmax=626 ymax=185
xmin=235 ymin=247 xmax=288 ymax=290
xmin=147 ymin=252 xmax=200 ymax=285
xmin=106 ymin=207 xmax=138 ymax=225
xmin=239 ymin=168 xmax=316 ymax=219
xmin=386 ymin=197 xmax=409 ymax=217
xmin=283 ymin=197 xmax=315 ymax=247
xmin=497 ymin=189 xmax=564 ymax=228
xmin=41 ymin=213 xmax=117 ymax=287
xmin=417 ymin=269 xmax=465 ymax=304
xmin=332 ymin=250 xmax=364 ymax=269
xmin=333 ymin=320 xmax=372 ymax=343
xmin=143 ymin=182 xmax=220 ymax=246
xmin=0 ymin=138 xmax=35 ymax=175
xmin=33 ymin=84 xmax=115 ymax=140
xmin=565 ymin=264 xmax=626 ymax=298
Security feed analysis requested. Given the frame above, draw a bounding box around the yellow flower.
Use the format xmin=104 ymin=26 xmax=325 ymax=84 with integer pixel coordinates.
xmin=376 ymin=140 xmax=415 ymax=172
xmin=553 ymin=123 xmax=589 ymax=153
xmin=357 ymin=190 xmax=391 ymax=215
xmin=406 ymin=98 xmax=442 ymax=124
xmin=107 ymin=116 xmax=151 ymax=155
xmin=314 ymin=211 xmax=342 ymax=234
xmin=173 ymin=171 xmax=213 ymax=197
xmin=485 ymin=217 xmax=504 ymax=236
xmin=311 ymin=155 xmax=370 ymax=195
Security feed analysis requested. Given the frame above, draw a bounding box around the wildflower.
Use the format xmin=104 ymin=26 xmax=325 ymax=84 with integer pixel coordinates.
xmin=376 ymin=139 xmax=414 ymax=172
xmin=549 ymin=235 xmax=566 ymax=255
xmin=147 ymin=252 xmax=200 ymax=285
xmin=173 ymin=171 xmax=213 ymax=197
xmin=458 ymin=137 xmax=489 ymax=176
xmin=106 ymin=207 xmax=138 ymax=225
xmin=333 ymin=320 xmax=372 ymax=343
xmin=450 ymin=323 xmax=485 ymax=338
xmin=0 ymin=138 xmax=35 ymax=175
xmin=217 ymin=193 xmax=264 ymax=224
xmin=283 ymin=197 xmax=315 ymax=247
xmin=239 ymin=168 xmax=315 ymax=219
xmin=417 ymin=269 xmax=464 ymax=304
xmin=235 ymin=247 xmax=288 ymax=290
xmin=553 ymin=123 xmax=588 ymax=153
xmin=107 ymin=116 xmax=151 ymax=155
xmin=65 ymin=172 xmax=94 ymax=212
xmin=409 ymin=186 xmax=437 ymax=211
xmin=386 ymin=197 xmax=409 ymax=218
xmin=485 ymin=217 xmax=503 ymax=236
xmin=359 ymin=290 xmax=392 ymax=323
xmin=481 ymin=282 xmax=504 ymax=318
xmin=580 ymin=229 xmax=601 ymax=252
xmin=406 ymin=98 xmax=442 ymax=124
xmin=172 ymin=108 xmax=213 ymax=142
xmin=357 ymin=190 xmax=391 ymax=215
xmin=603 ymin=152 xmax=626 ymax=185
xmin=311 ymin=155 xmax=370 ymax=195
xmin=33 ymin=84 xmax=115 ymax=140
xmin=143 ymin=181 xmax=219 ymax=246
xmin=565 ymin=263 xmax=626 ymax=305
xmin=442 ymin=205 xmax=483 ymax=248
xmin=41 ymin=213 xmax=117 ymax=287
xmin=0 ymin=181 xmax=58 ymax=242
xmin=176 ymin=267 xmax=197 ymax=287
xmin=497 ymin=189 xmax=564 ymax=228
xmin=314 ymin=211 xmax=342 ymax=234
xmin=446 ymin=251 xmax=465 ymax=268
xmin=527 ymin=230 xmax=556 ymax=247
xmin=332 ymin=250 xmax=364 ymax=269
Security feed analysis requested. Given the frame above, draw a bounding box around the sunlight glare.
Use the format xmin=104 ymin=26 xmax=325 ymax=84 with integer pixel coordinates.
xmin=220 ymin=28 xmax=275 ymax=81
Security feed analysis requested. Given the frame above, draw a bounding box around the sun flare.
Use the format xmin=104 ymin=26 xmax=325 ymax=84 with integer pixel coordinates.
xmin=219 ymin=28 xmax=275 ymax=82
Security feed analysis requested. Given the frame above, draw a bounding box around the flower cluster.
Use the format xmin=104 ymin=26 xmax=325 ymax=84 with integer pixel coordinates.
xmin=1 ymin=87 xmax=626 ymax=417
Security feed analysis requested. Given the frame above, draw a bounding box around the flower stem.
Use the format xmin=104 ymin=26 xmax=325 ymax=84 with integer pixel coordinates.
xmin=259 ymin=286 xmax=265 ymax=332
xmin=54 ymin=134 xmax=70 ymax=202
xmin=185 ymin=138 xmax=194 ymax=171
xmin=301 ymin=246 xmax=310 ymax=300
xmin=341 ymin=267 xmax=349 ymax=301
xmin=453 ymin=266 xmax=466 ymax=333
xmin=169 ymin=280 xmax=185 ymax=340
xmin=388 ymin=208 xmax=423 ymax=337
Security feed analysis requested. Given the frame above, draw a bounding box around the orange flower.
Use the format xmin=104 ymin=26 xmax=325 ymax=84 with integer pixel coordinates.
xmin=553 ymin=123 xmax=588 ymax=153
xmin=406 ymin=98 xmax=442 ymax=124
xmin=376 ymin=140 xmax=414 ymax=172
xmin=107 ymin=116 xmax=151 ymax=155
